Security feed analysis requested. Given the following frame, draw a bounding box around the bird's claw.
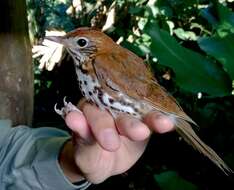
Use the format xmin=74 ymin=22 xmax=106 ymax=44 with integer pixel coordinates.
xmin=54 ymin=97 xmax=82 ymax=119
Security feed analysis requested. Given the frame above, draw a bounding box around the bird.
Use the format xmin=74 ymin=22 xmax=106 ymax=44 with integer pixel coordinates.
xmin=46 ymin=27 xmax=232 ymax=174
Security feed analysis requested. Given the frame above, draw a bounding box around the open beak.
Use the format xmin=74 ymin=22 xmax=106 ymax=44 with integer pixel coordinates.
xmin=45 ymin=36 xmax=65 ymax=45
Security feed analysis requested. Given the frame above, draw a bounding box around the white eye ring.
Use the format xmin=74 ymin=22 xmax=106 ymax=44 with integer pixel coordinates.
xmin=76 ymin=37 xmax=89 ymax=48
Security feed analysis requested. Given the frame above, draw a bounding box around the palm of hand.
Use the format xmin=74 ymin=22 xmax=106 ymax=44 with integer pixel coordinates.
xmin=74 ymin=135 xmax=148 ymax=183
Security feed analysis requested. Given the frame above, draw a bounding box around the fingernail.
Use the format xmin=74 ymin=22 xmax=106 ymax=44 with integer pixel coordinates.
xmin=100 ymin=128 xmax=120 ymax=151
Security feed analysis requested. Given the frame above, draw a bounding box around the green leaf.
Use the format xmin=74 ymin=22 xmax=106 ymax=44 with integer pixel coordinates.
xmin=128 ymin=6 xmax=144 ymax=15
xmin=144 ymin=21 xmax=231 ymax=97
xmin=200 ymin=7 xmax=219 ymax=26
xmin=216 ymin=3 xmax=234 ymax=27
xmin=201 ymin=3 xmax=234 ymax=37
xmin=154 ymin=171 xmax=198 ymax=190
xmin=216 ymin=3 xmax=234 ymax=37
xmin=198 ymin=34 xmax=234 ymax=80
xmin=173 ymin=28 xmax=197 ymax=41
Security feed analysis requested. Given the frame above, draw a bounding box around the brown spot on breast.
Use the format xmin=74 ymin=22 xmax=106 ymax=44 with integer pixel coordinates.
xmin=93 ymin=86 xmax=99 ymax=94
xmin=110 ymin=106 xmax=121 ymax=111
xmin=109 ymin=98 xmax=114 ymax=104
xmin=97 ymin=90 xmax=107 ymax=107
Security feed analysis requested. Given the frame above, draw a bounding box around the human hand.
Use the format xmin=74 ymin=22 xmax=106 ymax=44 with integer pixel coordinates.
xmin=59 ymin=101 xmax=174 ymax=184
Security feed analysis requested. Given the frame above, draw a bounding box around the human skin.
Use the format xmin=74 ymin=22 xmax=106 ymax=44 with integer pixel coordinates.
xmin=59 ymin=101 xmax=174 ymax=184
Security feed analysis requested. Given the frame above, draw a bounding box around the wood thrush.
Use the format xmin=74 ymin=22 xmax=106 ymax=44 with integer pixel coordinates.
xmin=46 ymin=27 xmax=232 ymax=174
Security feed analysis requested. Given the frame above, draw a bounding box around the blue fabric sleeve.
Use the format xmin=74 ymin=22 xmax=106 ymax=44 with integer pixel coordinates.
xmin=0 ymin=120 xmax=84 ymax=190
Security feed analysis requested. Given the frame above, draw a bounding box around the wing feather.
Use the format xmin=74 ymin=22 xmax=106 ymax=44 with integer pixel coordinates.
xmin=93 ymin=46 xmax=194 ymax=123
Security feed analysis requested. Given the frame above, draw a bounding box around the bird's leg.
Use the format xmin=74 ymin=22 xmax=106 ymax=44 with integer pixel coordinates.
xmin=54 ymin=97 xmax=82 ymax=119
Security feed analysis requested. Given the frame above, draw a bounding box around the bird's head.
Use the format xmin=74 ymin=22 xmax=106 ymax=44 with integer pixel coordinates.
xmin=46 ymin=27 xmax=116 ymax=65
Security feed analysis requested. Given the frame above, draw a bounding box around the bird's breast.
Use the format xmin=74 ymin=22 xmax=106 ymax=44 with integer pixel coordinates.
xmin=75 ymin=67 xmax=145 ymax=118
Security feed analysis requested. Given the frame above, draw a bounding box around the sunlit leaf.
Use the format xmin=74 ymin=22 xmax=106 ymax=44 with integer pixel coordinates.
xmin=174 ymin=28 xmax=197 ymax=41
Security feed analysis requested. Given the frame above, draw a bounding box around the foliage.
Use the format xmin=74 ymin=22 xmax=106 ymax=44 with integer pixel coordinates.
xmin=28 ymin=0 xmax=234 ymax=96
xmin=28 ymin=0 xmax=234 ymax=190
xmin=145 ymin=21 xmax=230 ymax=96
xmin=198 ymin=34 xmax=234 ymax=80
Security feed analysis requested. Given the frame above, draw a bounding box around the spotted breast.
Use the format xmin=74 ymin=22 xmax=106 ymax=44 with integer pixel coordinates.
xmin=76 ymin=63 xmax=148 ymax=119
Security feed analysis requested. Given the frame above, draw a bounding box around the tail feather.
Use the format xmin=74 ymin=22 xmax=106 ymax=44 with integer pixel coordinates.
xmin=175 ymin=118 xmax=233 ymax=175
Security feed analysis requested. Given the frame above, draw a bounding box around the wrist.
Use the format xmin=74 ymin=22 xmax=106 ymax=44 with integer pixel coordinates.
xmin=59 ymin=140 xmax=85 ymax=183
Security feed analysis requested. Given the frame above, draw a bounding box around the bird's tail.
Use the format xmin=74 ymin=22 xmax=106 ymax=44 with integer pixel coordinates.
xmin=175 ymin=118 xmax=233 ymax=175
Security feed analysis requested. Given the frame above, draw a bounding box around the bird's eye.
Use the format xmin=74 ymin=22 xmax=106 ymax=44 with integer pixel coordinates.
xmin=76 ymin=37 xmax=88 ymax=48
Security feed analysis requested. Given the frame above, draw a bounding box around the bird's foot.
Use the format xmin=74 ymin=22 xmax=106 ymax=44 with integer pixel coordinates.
xmin=54 ymin=97 xmax=82 ymax=118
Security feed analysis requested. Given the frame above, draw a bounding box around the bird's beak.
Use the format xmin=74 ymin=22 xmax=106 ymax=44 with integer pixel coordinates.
xmin=45 ymin=36 xmax=65 ymax=45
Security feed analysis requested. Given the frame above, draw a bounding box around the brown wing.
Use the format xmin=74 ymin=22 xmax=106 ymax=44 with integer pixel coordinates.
xmin=93 ymin=45 xmax=194 ymax=123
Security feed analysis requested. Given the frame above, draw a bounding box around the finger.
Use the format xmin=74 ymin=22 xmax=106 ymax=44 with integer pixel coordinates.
xmin=143 ymin=112 xmax=175 ymax=134
xmin=65 ymin=111 xmax=93 ymax=143
xmin=83 ymin=103 xmax=120 ymax=152
xmin=116 ymin=115 xmax=151 ymax=141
